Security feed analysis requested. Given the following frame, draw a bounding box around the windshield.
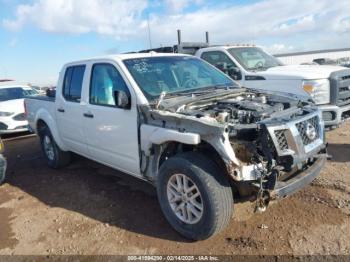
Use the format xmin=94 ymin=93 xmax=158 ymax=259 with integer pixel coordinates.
xmin=228 ymin=47 xmax=283 ymax=71
xmin=0 ymin=87 xmax=38 ymax=102
xmin=123 ymin=56 xmax=236 ymax=100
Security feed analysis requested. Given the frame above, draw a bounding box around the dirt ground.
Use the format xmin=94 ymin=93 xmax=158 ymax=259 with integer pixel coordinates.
xmin=0 ymin=123 xmax=349 ymax=256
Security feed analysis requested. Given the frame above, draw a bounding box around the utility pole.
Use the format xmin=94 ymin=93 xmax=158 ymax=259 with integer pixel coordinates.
xmin=147 ymin=16 xmax=152 ymax=49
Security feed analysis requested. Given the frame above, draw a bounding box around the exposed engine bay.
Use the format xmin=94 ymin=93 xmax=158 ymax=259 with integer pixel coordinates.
xmin=147 ymin=89 xmax=323 ymax=169
xmin=176 ymin=91 xmax=309 ymax=126
xmin=179 ymin=93 xmax=290 ymax=124
xmin=174 ymin=91 xmax=314 ymax=143
xmin=141 ymin=89 xmax=326 ymax=211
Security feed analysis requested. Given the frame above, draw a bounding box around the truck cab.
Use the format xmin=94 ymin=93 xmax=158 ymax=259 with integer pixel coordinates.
xmin=195 ymin=45 xmax=350 ymax=127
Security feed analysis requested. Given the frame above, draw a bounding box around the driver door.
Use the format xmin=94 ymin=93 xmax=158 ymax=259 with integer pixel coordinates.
xmin=83 ymin=62 xmax=141 ymax=176
xmin=200 ymin=51 xmax=243 ymax=83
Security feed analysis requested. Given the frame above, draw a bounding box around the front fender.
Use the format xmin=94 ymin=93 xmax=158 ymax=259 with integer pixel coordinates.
xmin=140 ymin=124 xmax=201 ymax=155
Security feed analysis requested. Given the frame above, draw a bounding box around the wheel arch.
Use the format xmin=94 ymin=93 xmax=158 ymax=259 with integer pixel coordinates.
xmin=140 ymin=124 xmax=233 ymax=183
xmin=35 ymin=110 xmax=68 ymax=151
xmin=158 ymin=140 xmax=229 ymax=177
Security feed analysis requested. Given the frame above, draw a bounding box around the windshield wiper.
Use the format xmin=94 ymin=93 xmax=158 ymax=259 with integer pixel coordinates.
xmin=153 ymin=84 xmax=237 ymax=106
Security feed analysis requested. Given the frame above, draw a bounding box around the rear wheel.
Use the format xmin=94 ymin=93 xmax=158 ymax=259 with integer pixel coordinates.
xmin=39 ymin=126 xmax=71 ymax=169
xmin=157 ymin=152 xmax=233 ymax=240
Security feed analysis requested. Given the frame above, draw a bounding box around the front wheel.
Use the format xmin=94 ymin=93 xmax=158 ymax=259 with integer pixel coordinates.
xmin=39 ymin=126 xmax=71 ymax=169
xmin=157 ymin=152 xmax=234 ymax=240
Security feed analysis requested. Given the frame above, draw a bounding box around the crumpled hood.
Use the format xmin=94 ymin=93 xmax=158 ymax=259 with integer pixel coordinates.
xmin=0 ymin=99 xmax=25 ymax=114
xmin=260 ymin=65 xmax=349 ymax=80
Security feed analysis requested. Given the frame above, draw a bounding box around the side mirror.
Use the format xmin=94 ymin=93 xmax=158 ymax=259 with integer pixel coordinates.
xmin=46 ymin=88 xmax=56 ymax=98
xmin=114 ymin=90 xmax=131 ymax=109
xmin=228 ymin=67 xmax=242 ymax=80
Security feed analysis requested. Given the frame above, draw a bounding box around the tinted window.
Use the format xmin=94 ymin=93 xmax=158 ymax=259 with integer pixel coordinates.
xmin=63 ymin=67 xmax=73 ymax=98
xmin=0 ymin=87 xmax=38 ymax=102
xmin=201 ymin=51 xmax=238 ymax=68
xmin=90 ymin=64 xmax=130 ymax=107
xmin=62 ymin=65 xmax=85 ymax=102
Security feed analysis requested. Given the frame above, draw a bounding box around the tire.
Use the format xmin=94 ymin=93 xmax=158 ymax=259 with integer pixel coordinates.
xmin=157 ymin=152 xmax=233 ymax=240
xmin=39 ymin=126 xmax=71 ymax=169
xmin=0 ymin=155 xmax=6 ymax=185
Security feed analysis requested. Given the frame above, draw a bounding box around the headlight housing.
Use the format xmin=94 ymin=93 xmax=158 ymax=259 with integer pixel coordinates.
xmin=302 ymin=79 xmax=330 ymax=105
xmin=0 ymin=112 xmax=14 ymax=117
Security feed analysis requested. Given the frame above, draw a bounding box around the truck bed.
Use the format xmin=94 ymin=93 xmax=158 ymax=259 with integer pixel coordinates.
xmin=27 ymin=95 xmax=55 ymax=102
xmin=25 ymin=95 xmax=56 ymax=133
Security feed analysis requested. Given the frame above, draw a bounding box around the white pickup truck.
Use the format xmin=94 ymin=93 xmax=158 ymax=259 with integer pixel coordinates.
xmin=195 ymin=45 xmax=350 ymax=127
xmin=25 ymin=53 xmax=327 ymax=240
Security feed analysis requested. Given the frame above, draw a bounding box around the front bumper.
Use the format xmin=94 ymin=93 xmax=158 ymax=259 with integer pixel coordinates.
xmin=319 ymin=104 xmax=350 ymax=127
xmin=0 ymin=127 xmax=29 ymax=134
xmin=0 ymin=117 xmax=29 ymax=134
xmin=0 ymin=154 xmax=7 ymax=184
xmin=270 ymin=155 xmax=326 ymax=200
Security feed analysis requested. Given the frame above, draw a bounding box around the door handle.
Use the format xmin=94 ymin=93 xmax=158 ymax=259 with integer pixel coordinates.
xmin=57 ymin=108 xmax=65 ymax=113
xmin=83 ymin=113 xmax=94 ymax=118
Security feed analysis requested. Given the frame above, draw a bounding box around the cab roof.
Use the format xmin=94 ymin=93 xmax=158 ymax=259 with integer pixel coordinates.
xmin=205 ymin=45 xmax=258 ymax=50
xmin=65 ymin=52 xmax=191 ymax=66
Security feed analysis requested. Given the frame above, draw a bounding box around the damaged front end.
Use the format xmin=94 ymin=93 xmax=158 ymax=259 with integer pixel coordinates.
xmin=139 ymin=88 xmax=327 ymax=211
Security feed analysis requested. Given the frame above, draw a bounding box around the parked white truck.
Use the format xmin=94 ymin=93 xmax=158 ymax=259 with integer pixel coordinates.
xmin=140 ymin=31 xmax=350 ymax=127
xmin=25 ymin=53 xmax=327 ymax=240
xmin=195 ymin=46 xmax=350 ymax=127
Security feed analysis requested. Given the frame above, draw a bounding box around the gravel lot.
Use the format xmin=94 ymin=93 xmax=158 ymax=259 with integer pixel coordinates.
xmin=0 ymin=123 xmax=349 ymax=255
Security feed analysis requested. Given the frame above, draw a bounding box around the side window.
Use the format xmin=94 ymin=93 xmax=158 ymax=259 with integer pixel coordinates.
xmin=63 ymin=67 xmax=73 ymax=99
xmin=90 ymin=63 xmax=131 ymax=108
xmin=62 ymin=65 xmax=85 ymax=102
xmin=201 ymin=51 xmax=237 ymax=68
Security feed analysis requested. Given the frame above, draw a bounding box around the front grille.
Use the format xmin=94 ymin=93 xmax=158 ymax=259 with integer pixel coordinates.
xmin=330 ymin=71 xmax=350 ymax=106
xmin=274 ymin=129 xmax=289 ymax=150
xmin=337 ymin=83 xmax=350 ymax=106
xmin=267 ymin=112 xmax=324 ymax=158
xmin=295 ymin=116 xmax=320 ymax=145
xmin=0 ymin=122 xmax=8 ymax=130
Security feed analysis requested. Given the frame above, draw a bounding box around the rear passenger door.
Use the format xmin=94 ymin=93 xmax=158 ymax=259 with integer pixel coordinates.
xmin=56 ymin=65 xmax=89 ymax=156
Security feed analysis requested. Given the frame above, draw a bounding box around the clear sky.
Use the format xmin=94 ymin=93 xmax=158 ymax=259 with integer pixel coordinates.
xmin=1 ymin=0 xmax=350 ymax=85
